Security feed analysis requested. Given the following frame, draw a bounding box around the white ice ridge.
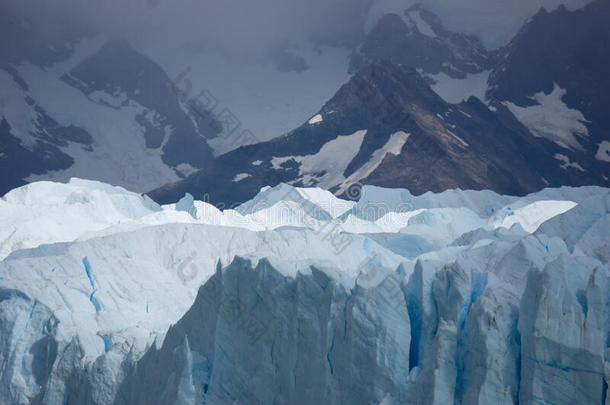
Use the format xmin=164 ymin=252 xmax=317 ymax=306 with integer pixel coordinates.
xmin=1 ymin=178 xmax=597 ymax=262
xmin=0 ymin=178 xmax=608 ymax=404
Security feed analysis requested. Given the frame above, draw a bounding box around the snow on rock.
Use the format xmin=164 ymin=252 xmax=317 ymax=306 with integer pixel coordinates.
xmin=429 ymin=70 xmax=491 ymax=104
xmin=232 ymin=173 xmax=251 ymax=182
xmin=596 ymin=141 xmax=610 ymax=163
xmin=337 ymin=131 xmax=410 ymax=194
xmin=554 ymin=153 xmax=585 ymax=172
xmin=16 ymin=44 xmax=184 ymax=192
xmin=406 ymin=7 xmax=437 ymax=37
xmin=271 ymin=130 xmax=367 ymax=188
xmin=0 ymin=179 xmax=609 ymax=404
xmin=308 ymin=113 xmax=323 ymax=125
xmin=504 ymin=84 xmax=590 ymax=150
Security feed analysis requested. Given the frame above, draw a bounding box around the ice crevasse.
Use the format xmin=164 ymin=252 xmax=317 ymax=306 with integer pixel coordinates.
xmin=0 ymin=178 xmax=608 ymax=404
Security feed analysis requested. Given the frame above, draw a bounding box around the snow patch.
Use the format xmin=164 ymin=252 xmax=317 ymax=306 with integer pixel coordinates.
xmin=175 ymin=163 xmax=199 ymax=177
xmin=0 ymin=70 xmax=40 ymax=148
xmin=504 ymin=84 xmax=589 ymax=150
xmin=272 ymin=130 xmax=367 ymax=188
xmin=17 ymin=44 xmax=181 ymax=192
xmin=232 ymin=173 xmax=251 ymax=183
xmin=447 ymin=129 xmax=469 ymax=147
xmin=308 ymin=114 xmax=323 ymax=125
xmin=595 ymin=141 xmax=610 ymax=163
xmin=429 ymin=70 xmax=490 ymax=104
xmin=554 ymin=154 xmax=585 ymax=172
xmin=338 ymin=131 xmax=410 ymax=194
xmin=406 ymin=8 xmax=437 ymax=37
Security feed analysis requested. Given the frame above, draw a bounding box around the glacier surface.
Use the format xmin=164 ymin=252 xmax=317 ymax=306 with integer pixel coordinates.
xmin=0 ymin=179 xmax=608 ymax=404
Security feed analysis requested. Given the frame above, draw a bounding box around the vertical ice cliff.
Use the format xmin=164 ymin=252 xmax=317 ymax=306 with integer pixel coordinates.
xmin=0 ymin=289 xmax=58 ymax=404
xmin=116 ymin=258 xmax=411 ymax=405
xmin=519 ymin=258 xmax=606 ymax=404
xmin=0 ymin=180 xmax=608 ymax=404
xmin=117 ymin=245 xmax=609 ymax=405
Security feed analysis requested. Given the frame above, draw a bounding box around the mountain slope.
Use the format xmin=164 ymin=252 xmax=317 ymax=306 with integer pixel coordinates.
xmin=0 ymin=37 xmax=217 ymax=195
xmin=62 ymin=39 xmax=216 ymax=168
xmin=352 ymin=5 xmax=494 ymax=105
xmin=351 ymin=5 xmax=493 ymax=79
xmin=150 ymin=61 xmax=602 ymax=206
xmin=487 ymin=0 xmax=610 ymax=185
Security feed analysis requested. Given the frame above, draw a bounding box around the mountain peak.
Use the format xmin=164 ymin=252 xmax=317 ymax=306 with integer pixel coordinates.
xmin=351 ymin=7 xmax=492 ymax=78
xmin=322 ymin=61 xmax=442 ymax=132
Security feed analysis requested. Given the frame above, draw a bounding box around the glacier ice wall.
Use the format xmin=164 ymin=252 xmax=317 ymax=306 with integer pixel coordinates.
xmin=0 ymin=179 xmax=608 ymax=404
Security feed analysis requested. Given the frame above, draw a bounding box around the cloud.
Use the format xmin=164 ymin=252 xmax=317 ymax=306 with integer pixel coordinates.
xmin=367 ymin=0 xmax=592 ymax=48
xmin=0 ymin=0 xmax=595 ymax=60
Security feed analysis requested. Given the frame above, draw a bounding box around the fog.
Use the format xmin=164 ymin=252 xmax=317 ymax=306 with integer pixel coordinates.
xmin=369 ymin=0 xmax=592 ymax=47
xmin=2 ymin=0 xmax=593 ymax=56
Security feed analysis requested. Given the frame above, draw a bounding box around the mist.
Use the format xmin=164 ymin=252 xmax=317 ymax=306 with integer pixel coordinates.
xmin=2 ymin=0 xmax=594 ymax=60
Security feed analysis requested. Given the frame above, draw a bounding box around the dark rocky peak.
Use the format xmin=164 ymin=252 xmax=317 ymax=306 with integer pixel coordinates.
xmin=486 ymin=0 xmax=610 ymax=188
xmin=350 ymin=6 xmax=493 ymax=78
xmin=488 ymin=0 xmax=610 ymax=108
xmin=322 ymin=61 xmax=444 ymax=130
xmin=63 ymin=38 xmax=180 ymax=115
xmin=62 ymin=38 xmax=215 ymax=168
xmin=149 ymin=60 xmax=570 ymax=205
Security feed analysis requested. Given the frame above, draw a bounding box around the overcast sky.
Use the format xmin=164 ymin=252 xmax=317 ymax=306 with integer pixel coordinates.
xmin=2 ymin=0 xmax=595 ymax=56
xmin=369 ymin=0 xmax=592 ymax=46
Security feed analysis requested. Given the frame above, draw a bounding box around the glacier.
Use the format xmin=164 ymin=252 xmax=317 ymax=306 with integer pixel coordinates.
xmin=0 ymin=178 xmax=608 ymax=404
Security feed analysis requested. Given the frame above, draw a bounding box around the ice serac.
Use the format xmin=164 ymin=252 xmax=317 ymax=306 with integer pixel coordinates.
xmin=0 ymin=289 xmax=58 ymax=404
xmin=0 ymin=179 xmax=609 ymax=404
xmin=519 ymin=257 xmax=606 ymax=404
xmin=116 ymin=258 xmax=411 ymax=405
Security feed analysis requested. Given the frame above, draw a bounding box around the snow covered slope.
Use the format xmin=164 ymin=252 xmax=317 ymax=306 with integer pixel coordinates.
xmin=487 ymin=0 xmax=610 ymax=187
xmin=152 ymin=60 xmax=606 ymax=206
xmin=0 ymin=179 xmax=608 ymax=404
xmin=0 ymin=37 xmax=216 ymax=195
xmin=4 ymin=1 xmax=608 ymax=203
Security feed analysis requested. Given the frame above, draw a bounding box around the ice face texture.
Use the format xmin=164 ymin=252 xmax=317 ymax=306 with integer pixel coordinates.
xmin=0 ymin=179 xmax=608 ymax=404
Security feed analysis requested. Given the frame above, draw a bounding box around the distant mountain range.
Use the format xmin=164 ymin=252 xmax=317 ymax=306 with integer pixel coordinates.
xmin=1 ymin=2 xmax=610 ymax=404
xmin=151 ymin=0 xmax=610 ymax=205
xmin=0 ymin=37 xmax=216 ymax=193
xmin=1 ymin=0 xmax=609 ymax=201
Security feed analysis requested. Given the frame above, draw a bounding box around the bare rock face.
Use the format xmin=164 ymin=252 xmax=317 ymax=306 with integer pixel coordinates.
xmin=350 ymin=6 xmax=493 ymax=78
xmin=488 ymin=0 xmax=610 ymax=190
xmin=151 ymin=61 xmax=589 ymax=207
xmin=0 ymin=38 xmax=218 ymax=196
